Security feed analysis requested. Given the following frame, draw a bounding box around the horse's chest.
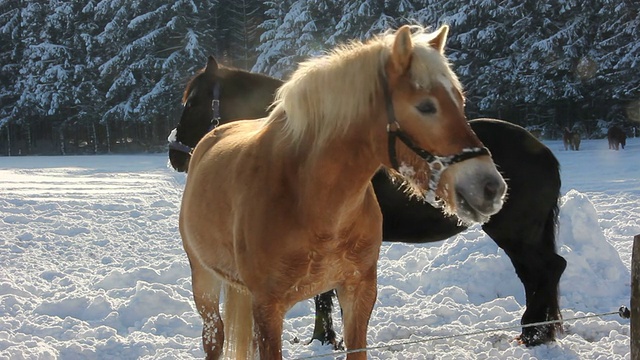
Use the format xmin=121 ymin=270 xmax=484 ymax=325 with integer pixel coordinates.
xmin=282 ymin=244 xmax=365 ymax=297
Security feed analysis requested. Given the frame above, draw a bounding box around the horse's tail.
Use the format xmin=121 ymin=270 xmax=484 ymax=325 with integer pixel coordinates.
xmin=223 ymin=283 xmax=255 ymax=359
xmin=542 ymin=153 xmax=566 ymax=333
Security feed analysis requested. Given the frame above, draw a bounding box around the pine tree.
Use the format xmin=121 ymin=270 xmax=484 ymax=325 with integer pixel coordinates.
xmin=0 ymin=0 xmax=21 ymax=128
xmin=10 ymin=1 xmax=63 ymax=153
xmin=221 ymin=0 xmax=266 ymax=70
xmin=252 ymin=0 xmax=294 ymax=77
xmin=94 ymin=0 xmax=222 ymax=151
xmin=1 ymin=0 xmax=638 ymax=154
xmin=0 ymin=0 xmax=22 ymax=154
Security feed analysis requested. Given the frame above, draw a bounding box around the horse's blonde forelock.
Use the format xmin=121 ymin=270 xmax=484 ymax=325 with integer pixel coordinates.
xmin=266 ymin=25 xmax=461 ymax=150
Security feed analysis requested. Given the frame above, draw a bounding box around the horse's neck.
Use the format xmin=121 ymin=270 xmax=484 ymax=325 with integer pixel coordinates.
xmin=225 ymin=71 xmax=281 ymax=97
xmin=221 ymin=76 xmax=281 ymax=120
xmin=290 ymin=126 xmax=385 ymax=228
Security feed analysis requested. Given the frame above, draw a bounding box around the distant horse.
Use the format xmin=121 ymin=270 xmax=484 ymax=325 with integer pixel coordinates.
xmin=171 ymin=54 xmax=566 ymax=350
xmin=607 ymin=125 xmax=626 ymax=150
xmin=563 ymin=127 xmax=581 ymax=151
xmin=179 ymin=25 xmax=506 ymax=359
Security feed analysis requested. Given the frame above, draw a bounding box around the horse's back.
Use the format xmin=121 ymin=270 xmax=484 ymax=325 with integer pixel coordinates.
xmin=469 ymin=118 xmax=559 ymax=190
xmin=188 ymin=119 xmax=267 ymax=199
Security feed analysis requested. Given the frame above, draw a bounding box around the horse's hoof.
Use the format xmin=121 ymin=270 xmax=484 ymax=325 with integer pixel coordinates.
xmin=516 ymin=328 xmax=555 ymax=347
xmin=308 ymin=330 xmax=342 ymax=350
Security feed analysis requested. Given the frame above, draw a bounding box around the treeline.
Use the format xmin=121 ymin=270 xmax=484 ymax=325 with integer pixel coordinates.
xmin=1 ymin=0 xmax=638 ymax=155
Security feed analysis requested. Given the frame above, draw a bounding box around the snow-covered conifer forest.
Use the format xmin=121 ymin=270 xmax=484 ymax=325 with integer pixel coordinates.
xmin=0 ymin=0 xmax=638 ymax=155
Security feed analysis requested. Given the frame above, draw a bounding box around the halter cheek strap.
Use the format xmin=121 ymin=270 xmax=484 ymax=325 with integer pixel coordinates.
xmin=380 ymin=73 xmax=490 ymax=204
xmin=168 ymin=82 xmax=222 ymax=155
xmin=211 ymin=81 xmax=221 ymax=127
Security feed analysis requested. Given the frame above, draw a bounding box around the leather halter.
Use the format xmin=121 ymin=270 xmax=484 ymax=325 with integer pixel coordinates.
xmin=380 ymin=73 xmax=490 ymax=204
xmin=168 ymin=82 xmax=222 ymax=155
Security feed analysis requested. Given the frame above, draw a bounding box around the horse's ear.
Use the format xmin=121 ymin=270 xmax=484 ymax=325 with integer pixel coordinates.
xmin=205 ymin=55 xmax=219 ymax=75
xmin=389 ymin=25 xmax=414 ymax=75
xmin=429 ymin=25 xmax=449 ymax=54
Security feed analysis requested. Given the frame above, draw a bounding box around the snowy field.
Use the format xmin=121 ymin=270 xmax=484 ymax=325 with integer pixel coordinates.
xmin=1 ymin=137 xmax=639 ymax=359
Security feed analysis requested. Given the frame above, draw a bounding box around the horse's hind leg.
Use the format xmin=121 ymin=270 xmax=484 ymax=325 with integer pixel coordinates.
xmin=189 ymin=258 xmax=224 ymax=359
xmin=310 ymin=291 xmax=339 ymax=348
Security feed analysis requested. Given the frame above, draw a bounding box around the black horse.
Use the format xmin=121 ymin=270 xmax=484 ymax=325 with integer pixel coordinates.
xmin=607 ymin=125 xmax=627 ymax=150
xmin=169 ymin=56 xmax=566 ymax=347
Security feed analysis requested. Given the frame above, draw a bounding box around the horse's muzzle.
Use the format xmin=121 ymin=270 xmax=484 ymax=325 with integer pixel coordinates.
xmin=443 ymin=159 xmax=506 ymax=225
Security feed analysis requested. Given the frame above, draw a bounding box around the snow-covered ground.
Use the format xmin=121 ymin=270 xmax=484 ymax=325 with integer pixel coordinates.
xmin=1 ymin=137 xmax=638 ymax=359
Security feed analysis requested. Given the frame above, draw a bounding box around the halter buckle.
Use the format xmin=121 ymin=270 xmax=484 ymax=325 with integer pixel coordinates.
xmin=387 ymin=121 xmax=401 ymax=133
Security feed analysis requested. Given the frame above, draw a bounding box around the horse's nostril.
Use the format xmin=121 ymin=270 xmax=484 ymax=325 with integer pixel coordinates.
xmin=483 ymin=178 xmax=502 ymax=201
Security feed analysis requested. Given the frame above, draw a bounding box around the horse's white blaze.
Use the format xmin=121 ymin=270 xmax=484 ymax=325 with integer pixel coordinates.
xmin=436 ymin=74 xmax=461 ymax=108
xmin=167 ymin=128 xmax=177 ymax=142
xmin=184 ymin=88 xmax=197 ymax=106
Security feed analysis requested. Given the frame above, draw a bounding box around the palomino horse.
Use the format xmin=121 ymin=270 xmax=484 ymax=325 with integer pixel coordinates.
xmin=607 ymin=125 xmax=627 ymax=150
xmin=170 ymin=55 xmax=566 ymax=348
xmin=563 ymin=127 xmax=581 ymax=151
xmin=180 ymin=25 xmax=506 ymax=359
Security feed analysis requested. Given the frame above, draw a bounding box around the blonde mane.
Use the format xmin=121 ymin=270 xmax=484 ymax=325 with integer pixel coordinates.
xmin=265 ymin=25 xmax=463 ymax=151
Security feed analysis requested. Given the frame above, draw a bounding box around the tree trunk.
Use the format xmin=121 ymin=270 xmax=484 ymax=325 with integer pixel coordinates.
xmin=92 ymin=122 xmax=98 ymax=154
xmin=5 ymin=125 xmax=10 ymax=156
xmin=25 ymin=126 xmax=31 ymax=154
xmin=59 ymin=126 xmax=65 ymax=155
xmin=105 ymin=120 xmax=111 ymax=153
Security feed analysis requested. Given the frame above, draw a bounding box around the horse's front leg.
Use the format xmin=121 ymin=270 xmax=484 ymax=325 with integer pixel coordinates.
xmin=253 ymin=298 xmax=286 ymax=359
xmin=335 ymin=267 xmax=377 ymax=360
xmin=310 ymin=290 xmax=340 ymax=348
xmin=501 ymin=246 xmax=567 ymax=346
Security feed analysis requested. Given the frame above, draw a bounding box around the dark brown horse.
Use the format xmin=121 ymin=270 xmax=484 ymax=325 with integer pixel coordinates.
xmin=607 ymin=125 xmax=627 ymax=150
xmin=169 ymin=55 xmax=566 ymax=349
xmin=563 ymin=127 xmax=581 ymax=151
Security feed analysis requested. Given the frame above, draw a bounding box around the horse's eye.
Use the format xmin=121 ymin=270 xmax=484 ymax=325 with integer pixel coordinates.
xmin=416 ymin=101 xmax=436 ymax=115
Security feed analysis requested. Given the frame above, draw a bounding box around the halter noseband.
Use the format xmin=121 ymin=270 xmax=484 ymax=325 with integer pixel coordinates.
xmin=168 ymin=82 xmax=222 ymax=155
xmin=380 ymin=73 xmax=490 ymax=205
